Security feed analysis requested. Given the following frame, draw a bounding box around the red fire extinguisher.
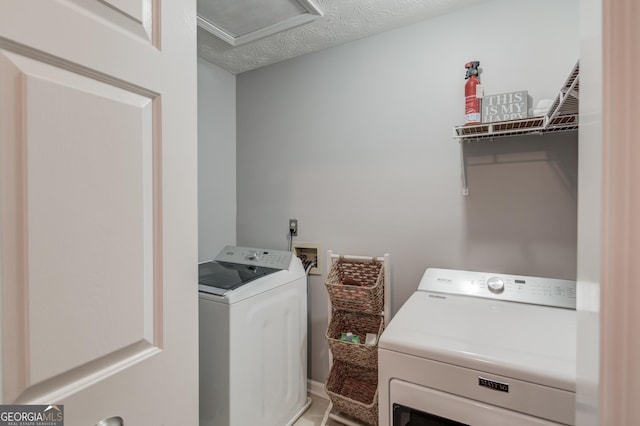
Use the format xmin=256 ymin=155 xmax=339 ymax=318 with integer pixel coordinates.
xmin=464 ymin=61 xmax=481 ymax=125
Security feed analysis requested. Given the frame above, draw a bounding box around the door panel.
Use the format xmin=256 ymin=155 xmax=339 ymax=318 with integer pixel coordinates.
xmin=0 ymin=1 xmax=158 ymax=52
xmin=6 ymin=49 xmax=158 ymax=394
xmin=0 ymin=0 xmax=197 ymax=424
xmin=100 ymin=0 xmax=154 ymax=38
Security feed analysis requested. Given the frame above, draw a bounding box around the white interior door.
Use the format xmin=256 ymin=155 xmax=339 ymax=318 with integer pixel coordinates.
xmin=0 ymin=1 xmax=198 ymax=424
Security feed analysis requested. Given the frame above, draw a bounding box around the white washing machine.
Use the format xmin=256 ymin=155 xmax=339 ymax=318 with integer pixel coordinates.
xmin=379 ymin=268 xmax=576 ymax=426
xmin=198 ymin=246 xmax=309 ymax=426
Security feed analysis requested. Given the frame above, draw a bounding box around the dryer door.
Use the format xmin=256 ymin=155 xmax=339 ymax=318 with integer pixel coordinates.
xmin=391 ymin=380 xmax=563 ymax=426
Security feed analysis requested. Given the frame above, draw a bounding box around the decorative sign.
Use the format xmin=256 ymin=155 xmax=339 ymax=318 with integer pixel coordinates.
xmin=482 ymin=90 xmax=528 ymax=123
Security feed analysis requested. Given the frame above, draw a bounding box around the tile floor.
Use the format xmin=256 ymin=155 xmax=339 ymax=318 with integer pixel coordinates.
xmin=293 ymin=393 xmax=341 ymax=426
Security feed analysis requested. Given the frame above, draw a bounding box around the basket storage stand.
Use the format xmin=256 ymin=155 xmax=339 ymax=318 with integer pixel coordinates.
xmin=321 ymin=250 xmax=391 ymax=426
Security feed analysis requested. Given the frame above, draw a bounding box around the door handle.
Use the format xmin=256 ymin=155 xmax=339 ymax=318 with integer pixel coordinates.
xmin=94 ymin=416 xmax=123 ymax=426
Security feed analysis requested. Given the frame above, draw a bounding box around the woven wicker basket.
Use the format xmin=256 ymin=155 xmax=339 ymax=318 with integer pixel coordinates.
xmin=325 ymin=360 xmax=379 ymax=425
xmin=325 ymin=257 xmax=384 ymax=315
xmin=326 ymin=310 xmax=383 ymax=368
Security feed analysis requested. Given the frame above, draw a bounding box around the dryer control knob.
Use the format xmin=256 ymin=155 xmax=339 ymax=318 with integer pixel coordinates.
xmin=487 ymin=276 xmax=505 ymax=294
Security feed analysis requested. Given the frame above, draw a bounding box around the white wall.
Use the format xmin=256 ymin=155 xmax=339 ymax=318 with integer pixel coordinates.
xmin=236 ymin=0 xmax=580 ymax=382
xmin=197 ymin=58 xmax=236 ymax=261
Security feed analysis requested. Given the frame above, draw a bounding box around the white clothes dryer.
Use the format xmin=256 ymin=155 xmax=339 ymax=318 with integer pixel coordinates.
xmin=379 ymin=268 xmax=576 ymax=426
xmin=198 ymin=246 xmax=309 ymax=426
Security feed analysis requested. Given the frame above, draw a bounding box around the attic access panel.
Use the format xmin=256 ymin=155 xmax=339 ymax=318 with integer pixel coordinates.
xmin=197 ymin=0 xmax=322 ymax=47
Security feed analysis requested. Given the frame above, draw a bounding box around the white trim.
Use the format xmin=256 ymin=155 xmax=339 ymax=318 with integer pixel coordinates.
xmin=307 ymin=379 xmax=328 ymax=399
xmin=576 ymin=0 xmax=602 ymax=424
xmin=197 ymin=0 xmax=323 ymax=47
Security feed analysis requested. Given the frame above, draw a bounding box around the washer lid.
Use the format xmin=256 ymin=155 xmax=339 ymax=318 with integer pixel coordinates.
xmin=198 ymin=261 xmax=280 ymax=296
xmin=380 ymin=289 xmax=577 ymax=392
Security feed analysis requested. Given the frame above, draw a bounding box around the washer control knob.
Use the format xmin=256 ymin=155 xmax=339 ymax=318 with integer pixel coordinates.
xmin=487 ymin=276 xmax=505 ymax=294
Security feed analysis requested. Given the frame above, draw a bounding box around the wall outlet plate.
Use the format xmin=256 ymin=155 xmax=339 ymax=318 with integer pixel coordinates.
xmin=292 ymin=242 xmax=321 ymax=275
xmin=289 ymin=219 xmax=298 ymax=236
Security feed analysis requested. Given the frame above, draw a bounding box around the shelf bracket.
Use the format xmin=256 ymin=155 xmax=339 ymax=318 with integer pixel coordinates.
xmin=546 ymin=61 xmax=580 ymax=127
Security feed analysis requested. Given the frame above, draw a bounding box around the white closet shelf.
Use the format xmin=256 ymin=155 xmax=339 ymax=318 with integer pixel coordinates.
xmin=454 ymin=60 xmax=579 ymax=195
xmin=453 ymin=61 xmax=579 ymax=141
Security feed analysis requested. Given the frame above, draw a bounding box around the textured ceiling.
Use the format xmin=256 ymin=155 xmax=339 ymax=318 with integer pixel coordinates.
xmin=197 ymin=0 xmax=492 ymax=75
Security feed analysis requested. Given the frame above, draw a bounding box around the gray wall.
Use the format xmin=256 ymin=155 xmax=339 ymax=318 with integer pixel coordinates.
xmin=198 ymin=58 xmax=236 ymax=261
xmin=235 ymin=0 xmax=580 ymax=383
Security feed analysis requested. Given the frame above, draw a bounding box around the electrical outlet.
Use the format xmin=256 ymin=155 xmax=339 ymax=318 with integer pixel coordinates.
xmin=289 ymin=219 xmax=298 ymax=236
